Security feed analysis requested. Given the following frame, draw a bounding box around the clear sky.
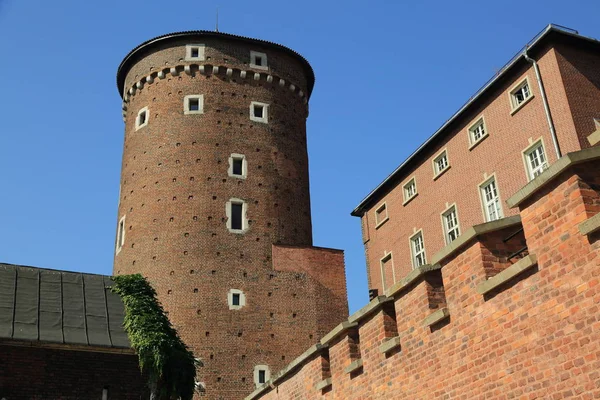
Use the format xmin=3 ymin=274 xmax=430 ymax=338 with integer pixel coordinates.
xmin=0 ymin=0 xmax=598 ymax=313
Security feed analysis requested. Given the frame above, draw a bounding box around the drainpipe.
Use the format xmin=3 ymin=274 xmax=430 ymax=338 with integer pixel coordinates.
xmin=523 ymin=48 xmax=562 ymax=158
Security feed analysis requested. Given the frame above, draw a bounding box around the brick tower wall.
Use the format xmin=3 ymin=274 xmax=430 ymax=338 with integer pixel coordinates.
xmin=113 ymin=34 xmax=348 ymax=400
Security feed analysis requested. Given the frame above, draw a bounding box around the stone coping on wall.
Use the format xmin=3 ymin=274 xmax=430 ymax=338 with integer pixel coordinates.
xmin=244 ymin=215 xmax=529 ymax=400
xmin=429 ymin=215 xmax=522 ymax=266
xmin=579 ymin=212 xmax=600 ymax=236
xmin=507 ymin=146 xmax=600 ymax=209
xmin=476 ymin=254 xmax=538 ymax=295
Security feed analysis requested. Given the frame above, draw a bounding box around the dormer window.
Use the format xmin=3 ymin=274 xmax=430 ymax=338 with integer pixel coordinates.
xmin=250 ymin=51 xmax=268 ymax=70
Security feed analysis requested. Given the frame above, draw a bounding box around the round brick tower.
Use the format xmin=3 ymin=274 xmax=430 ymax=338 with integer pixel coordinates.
xmin=113 ymin=31 xmax=348 ymax=400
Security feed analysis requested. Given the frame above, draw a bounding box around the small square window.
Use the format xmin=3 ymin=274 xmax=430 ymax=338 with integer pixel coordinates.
xmin=403 ymin=178 xmax=417 ymax=204
xmin=375 ymin=203 xmax=388 ymax=228
xmin=186 ymin=44 xmax=205 ymax=61
xmin=510 ymin=78 xmax=533 ymax=112
xmin=250 ymin=51 xmax=268 ymax=70
xmin=523 ymin=140 xmax=548 ymax=181
xmin=228 ymin=154 xmax=247 ymax=179
xmin=433 ymin=150 xmax=449 ymax=177
xmin=254 ymin=365 xmax=270 ymax=387
xmin=184 ymin=95 xmax=204 ymax=114
xmin=468 ymin=118 xmax=488 ymax=147
xmin=135 ymin=107 xmax=149 ymax=130
xmin=250 ymin=102 xmax=269 ymax=123
xmin=228 ymin=289 xmax=245 ymax=310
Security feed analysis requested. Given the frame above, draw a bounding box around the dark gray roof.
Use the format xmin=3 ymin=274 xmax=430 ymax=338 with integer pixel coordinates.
xmin=116 ymin=30 xmax=315 ymax=98
xmin=0 ymin=263 xmax=130 ymax=349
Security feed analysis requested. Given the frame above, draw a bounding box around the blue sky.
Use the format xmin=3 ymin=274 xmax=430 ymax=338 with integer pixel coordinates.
xmin=0 ymin=0 xmax=598 ymax=313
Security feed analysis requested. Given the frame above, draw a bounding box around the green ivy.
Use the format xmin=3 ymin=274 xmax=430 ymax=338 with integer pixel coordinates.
xmin=111 ymin=274 xmax=197 ymax=400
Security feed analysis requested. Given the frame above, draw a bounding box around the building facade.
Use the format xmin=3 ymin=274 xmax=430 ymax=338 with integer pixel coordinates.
xmin=351 ymin=25 xmax=600 ymax=295
xmin=113 ymin=31 xmax=348 ymax=399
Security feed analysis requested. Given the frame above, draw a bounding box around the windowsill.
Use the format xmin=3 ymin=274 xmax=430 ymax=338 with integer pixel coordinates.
xmin=433 ymin=165 xmax=451 ymax=181
xmin=250 ymin=64 xmax=269 ymax=71
xmin=228 ymin=228 xmax=248 ymax=234
xmin=468 ymin=133 xmax=489 ymax=151
xmin=184 ymin=110 xmax=204 ymax=115
xmin=375 ymin=217 xmax=389 ymax=229
xmin=510 ymin=94 xmax=534 ymax=116
xmin=228 ymin=174 xmax=247 ymax=180
xmin=135 ymin=123 xmax=148 ymax=131
xmin=402 ymin=193 xmax=418 ymax=206
xmin=250 ymin=117 xmax=268 ymax=124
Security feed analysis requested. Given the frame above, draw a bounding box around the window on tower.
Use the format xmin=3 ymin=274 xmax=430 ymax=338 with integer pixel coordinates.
xmin=185 ymin=44 xmax=205 ymax=61
xmin=228 ymin=289 xmax=245 ymax=310
xmin=135 ymin=107 xmax=149 ymax=130
xmin=250 ymin=102 xmax=269 ymax=123
xmin=116 ymin=215 xmax=126 ymax=254
xmin=184 ymin=95 xmax=204 ymax=115
xmin=227 ymin=199 xmax=247 ymax=233
xmin=228 ymin=154 xmax=247 ymax=179
xmin=253 ymin=365 xmax=270 ymax=387
xmin=250 ymin=51 xmax=268 ymax=70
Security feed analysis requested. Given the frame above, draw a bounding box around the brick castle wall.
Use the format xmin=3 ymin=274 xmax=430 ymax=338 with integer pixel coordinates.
xmin=250 ymin=150 xmax=600 ymax=399
xmin=113 ymin=34 xmax=348 ymax=399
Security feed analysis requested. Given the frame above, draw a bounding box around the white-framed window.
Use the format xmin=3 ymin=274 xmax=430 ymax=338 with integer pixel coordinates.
xmin=226 ymin=198 xmax=248 ymax=233
xmin=374 ymin=202 xmax=388 ymax=228
xmin=228 ymin=153 xmax=247 ymax=179
xmin=135 ymin=107 xmax=149 ymax=130
xmin=433 ymin=149 xmax=449 ymax=177
xmin=480 ymin=177 xmax=503 ymax=222
xmin=228 ymin=289 xmax=246 ymax=310
xmin=380 ymin=252 xmax=394 ymax=291
xmin=410 ymin=231 xmax=426 ymax=269
xmin=468 ymin=117 xmax=488 ymax=147
xmin=523 ymin=140 xmax=548 ymax=180
xmin=254 ymin=365 xmax=271 ymax=387
xmin=185 ymin=44 xmax=205 ymax=61
xmin=403 ymin=177 xmax=417 ymax=204
xmin=250 ymin=51 xmax=268 ymax=70
xmin=442 ymin=205 xmax=460 ymax=244
xmin=509 ymin=77 xmax=533 ymax=112
xmin=116 ymin=215 xmax=126 ymax=254
xmin=184 ymin=95 xmax=204 ymax=115
xmin=250 ymin=101 xmax=269 ymax=123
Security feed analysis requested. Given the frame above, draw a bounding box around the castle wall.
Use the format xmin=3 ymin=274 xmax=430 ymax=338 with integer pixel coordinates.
xmin=249 ymin=148 xmax=600 ymax=400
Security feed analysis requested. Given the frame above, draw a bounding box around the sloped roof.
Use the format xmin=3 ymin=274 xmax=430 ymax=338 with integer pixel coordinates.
xmin=0 ymin=263 xmax=130 ymax=349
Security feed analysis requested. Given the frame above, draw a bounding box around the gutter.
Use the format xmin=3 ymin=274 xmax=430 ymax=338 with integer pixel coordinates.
xmin=523 ymin=48 xmax=562 ymax=159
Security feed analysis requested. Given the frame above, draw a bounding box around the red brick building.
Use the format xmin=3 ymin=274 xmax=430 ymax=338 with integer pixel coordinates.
xmin=243 ymin=24 xmax=600 ymax=400
xmin=351 ymin=25 xmax=600 ymax=295
xmin=0 ymin=264 xmax=146 ymax=399
xmin=113 ymin=31 xmax=348 ymax=399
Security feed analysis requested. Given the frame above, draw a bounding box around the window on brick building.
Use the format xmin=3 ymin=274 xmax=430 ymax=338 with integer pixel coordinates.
xmin=510 ymin=78 xmax=533 ymax=112
xmin=184 ymin=95 xmax=204 ymax=115
xmin=186 ymin=44 xmax=205 ymax=61
xmin=468 ymin=118 xmax=488 ymax=147
xmin=227 ymin=199 xmax=247 ymax=233
xmin=250 ymin=51 xmax=268 ymax=70
xmin=374 ymin=202 xmax=388 ymax=228
xmin=228 ymin=154 xmax=247 ymax=179
xmin=253 ymin=365 xmax=270 ymax=387
xmin=433 ymin=150 xmax=449 ymax=177
xmin=524 ymin=140 xmax=548 ymax=181
xmin=410 ymin=231 xmax=426 ymax=269
xmin=403 ymin=178 xmax=417 ymax=204
xmin=250 ymin=102 xmax=269 ymax=123
xmin=136 ymin=107 xmax=149 ymax=130
xmin=228 ymin=289 xmax=245 ymax=310
xmin=380 ymin=252 xmax=394 ymax=291
xmin=442 ymin=206 xmax=460 ymax=244
xmin=480 ymin=177 xmax=503 ymax=222
xmin=116 ymin=216 xmax=126 ymax=254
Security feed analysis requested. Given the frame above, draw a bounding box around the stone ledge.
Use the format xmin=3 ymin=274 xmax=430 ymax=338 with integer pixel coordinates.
xmin=385 ymin=264 xmax=442 ymax=298
xmin=315 ymin=378 xmax=332 ymax=391
xmin=430 ymin=215 xmax=522 ymax=266
xmin=344 ymin=359 xmax=363 ymax=374
xmin=348 ymin=295 xmax=393 ymax=324
xmin=507 ymin=146 xmax=600 ymax=208
xmin=378 ymin=336 xmax=401 ymax=354
xmin=320 ymin=321 xmax=358 ymax=346
xmin=579 ymin=213 xmax=600 ymax=236
xmin=476 ymin=254 xmax=538 ymax=295
xmin=588 ymin=127 xmax=600 ymax=146
xmin=422 ymin=307 xmax=450 ymax=327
